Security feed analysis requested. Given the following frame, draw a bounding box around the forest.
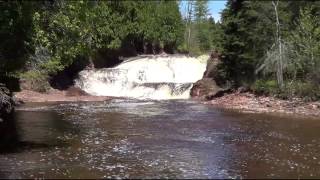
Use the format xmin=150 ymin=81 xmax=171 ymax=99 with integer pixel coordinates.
xmin=0 ymin=0 xmax=320 ymax=100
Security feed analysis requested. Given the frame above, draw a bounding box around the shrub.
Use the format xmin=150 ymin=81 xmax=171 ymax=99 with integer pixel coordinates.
xmin=20 ymin=71 xmax=50 ymax=92
xmin=252 ymin=79 xmax=320 ymax=101
xmin=281 ymin=81 xmax=320 ymax=101
xmin=251 ymin=79 xmax=278 ymax=96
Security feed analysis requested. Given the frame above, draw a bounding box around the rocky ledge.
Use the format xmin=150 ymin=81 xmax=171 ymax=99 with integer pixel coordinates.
xmin=190 ymin=51 xmax=224 ymax=100
xmin=14 ymin=87 xmax=111 ymax=103
xmin=190 ymin=78 xmax=223 ymax=100
xmin=205 ymin=91 xmax=320 ymax=118
xmin=0 ymin=84 xmax=14 ymax=122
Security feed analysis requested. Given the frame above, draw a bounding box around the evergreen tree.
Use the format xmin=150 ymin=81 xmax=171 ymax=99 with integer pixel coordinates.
xmin=194 ymin=0 xmax=211 ymax=52
xmin=27 ymin=0 xmax=184 ymax=76
xmin=289 ymin=7 xmax=320 ymax=80
xmin=219 ymin=0 xmax=281 ymax=86
xmin=0 ymin=1 xmax=36 ymax=77
xmin=137 ymin=1 xmax=184 ymax=53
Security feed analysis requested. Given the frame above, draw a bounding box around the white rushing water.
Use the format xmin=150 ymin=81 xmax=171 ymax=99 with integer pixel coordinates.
xmin=75 ymin=54 xmax=208 ymax=100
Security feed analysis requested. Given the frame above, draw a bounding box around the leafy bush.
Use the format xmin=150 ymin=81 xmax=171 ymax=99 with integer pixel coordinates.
xmin=280 ymin=81 xmax=320 ymax=101
xmin=251 ymin=79 xmax=278 ymax=96
xmin=252 ymin=79 xmax=320 ymax=101
xmin=20 ymin=71 xmax=50 ymax=92
xmin=177 ymin=43 xmax=189 ymax=54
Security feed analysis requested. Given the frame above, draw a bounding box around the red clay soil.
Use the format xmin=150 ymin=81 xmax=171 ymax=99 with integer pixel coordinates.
xmin=14 ymin=89 xmax=111 ymax=103
xmin=205 ymin=92 xmax=320 ymax=118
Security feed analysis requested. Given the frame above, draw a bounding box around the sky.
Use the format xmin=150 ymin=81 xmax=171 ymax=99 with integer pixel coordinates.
xmin=179 ymin=0 xmax=227 ymax=22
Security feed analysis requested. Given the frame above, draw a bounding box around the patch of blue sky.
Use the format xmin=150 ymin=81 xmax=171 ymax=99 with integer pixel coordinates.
xmin=179 ymin=0 xmax=227 ymax=22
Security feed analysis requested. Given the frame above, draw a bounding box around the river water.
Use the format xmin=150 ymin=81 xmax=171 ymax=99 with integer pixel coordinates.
xmin=1 ymin=99 xmax=320 ymax=179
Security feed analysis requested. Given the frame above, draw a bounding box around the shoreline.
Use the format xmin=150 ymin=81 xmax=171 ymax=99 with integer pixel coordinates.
xmin=204 ymin=92 xmax=320 ymax=118
xmin=14 ymin=90 xmax=111 ymax=103
xmin=14 ymin=90 xmax=320 ymax=118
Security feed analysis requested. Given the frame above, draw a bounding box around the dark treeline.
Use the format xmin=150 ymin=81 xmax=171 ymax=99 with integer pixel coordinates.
xmin=217 ymin=0 xmax=320 ymax=100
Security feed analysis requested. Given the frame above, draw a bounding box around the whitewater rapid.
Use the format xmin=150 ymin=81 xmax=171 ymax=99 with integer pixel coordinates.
xmin=75 ymin=55 xmax=208 ymax=100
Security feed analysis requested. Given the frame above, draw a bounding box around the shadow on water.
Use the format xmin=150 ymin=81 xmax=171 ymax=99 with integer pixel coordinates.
xmin=0 ymin=111 xmax=70 ymax=154
xmin=0 ymin=117 xmax=20 ymax=153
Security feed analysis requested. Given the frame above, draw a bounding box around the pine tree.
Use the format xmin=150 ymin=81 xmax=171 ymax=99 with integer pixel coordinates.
xmin=219 ymin=0 xmax=280 ymax=86
xmin=194 ymin=0 xmax=211 ymax=52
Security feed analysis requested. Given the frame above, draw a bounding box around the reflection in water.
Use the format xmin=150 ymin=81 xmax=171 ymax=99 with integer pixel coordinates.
xmin=0 ymin=100 xmax=320 ymax=178
xmin=0 ymin=117 xmax=19 ymax=153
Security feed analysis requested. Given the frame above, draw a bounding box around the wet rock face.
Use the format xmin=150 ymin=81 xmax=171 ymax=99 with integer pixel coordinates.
xmin=190 ymin=78 xmax=222 ymax=100
xmin=203 ymin=51 xmax=221 ymax=79
xmin=0 ymin=83 xmax=14 ymax=122
xmin=191 ymin=51 xmax=222 ymax=100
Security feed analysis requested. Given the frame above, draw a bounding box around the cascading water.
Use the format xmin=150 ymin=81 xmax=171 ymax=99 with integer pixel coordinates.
xmin=75 ymin=54 xmax=208 ymax=100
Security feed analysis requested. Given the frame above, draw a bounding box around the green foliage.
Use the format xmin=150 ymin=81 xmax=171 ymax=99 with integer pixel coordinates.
xmin=210 ymin=22 xmax=224 ymax=52
xmin=219 ymin=1 xmax=277 ymax=86
xmin=288 ymin=7 xmax=320 ymax=78
xmin=252 ymin=79 xmax=320 ymax=101
xmin=0 ymin=0 xmax=184 ymax=92
xmin=251 ymin=79 xmax=278 ymax=96
xmin=20 ymin=70 xmax=50 ymax=92
xmin=31 ymin=1 xmax=126 ymax=74
xmin=0 ymin=1 xmax=35 ymax=78
xmin=137 ymin=1 xmax=184 ymax=51
xmin=181 ymin=0 xmax=223 ymax=55
xmin=156 ymin=1 xmax=184 ymax=49
xmin=218 ymin=0 xmax=320 ymax=100
xmin=194 ymin=0 xmax=209 ymax=22
xmin=177 ymin=42 xmax=189 ymax=54
xmin=281 ymin=81 xmax=320 ymax=101
xmin=194 ymin=0 xmax=211 ymax=52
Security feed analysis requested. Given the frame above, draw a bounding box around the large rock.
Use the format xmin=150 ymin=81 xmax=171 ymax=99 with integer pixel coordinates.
xmin=0 ymin=84 xmax=18 ymax=153
xmin=0 ymin=83 xmax=14 ymax=122
xmin=191 ymin=51 xmax=223 ymax=100
xmin=203 ymin=50 xmax=221 ymax=78
xmin=190 ymin=78 xmax=222 ymax=100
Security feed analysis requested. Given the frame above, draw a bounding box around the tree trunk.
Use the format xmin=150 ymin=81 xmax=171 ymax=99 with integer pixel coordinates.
xmin=143 ymin=41 xmax=148 ymax=54
xmin=88 ymin=55 xmax=94 ymax=69
xmin=272 ymin=0 xmax=284 ymax=88
xmin=152 ymin=42 xmax=156 ymax=55
xmin=186 ymin=1 xmax=193 ymax=53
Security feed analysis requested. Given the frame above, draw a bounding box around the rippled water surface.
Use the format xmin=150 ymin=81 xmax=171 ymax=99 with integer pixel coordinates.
xmin=1 ymin=99 xmax=320 ymax=178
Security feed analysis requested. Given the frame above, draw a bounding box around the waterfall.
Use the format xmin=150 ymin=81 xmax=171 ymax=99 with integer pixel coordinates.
xmin=75 ymin=55 xmax=208 ymax=100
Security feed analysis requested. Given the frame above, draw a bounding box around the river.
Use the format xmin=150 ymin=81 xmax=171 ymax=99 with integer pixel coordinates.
xmin=0 ymin=99 xmax=320 ymax=178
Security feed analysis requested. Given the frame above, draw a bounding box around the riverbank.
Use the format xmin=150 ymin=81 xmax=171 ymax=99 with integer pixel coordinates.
xmin=13 ymin=89 xmax=320 ymax=118
xmin=205 ymin=91 xmax=320 ymax=118
xmin=14 ymin=89 xmax=111 ymax=103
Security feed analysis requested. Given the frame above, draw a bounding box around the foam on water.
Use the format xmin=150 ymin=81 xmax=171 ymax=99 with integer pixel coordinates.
xmin=75 ymin=55 xmax=208 ymax=100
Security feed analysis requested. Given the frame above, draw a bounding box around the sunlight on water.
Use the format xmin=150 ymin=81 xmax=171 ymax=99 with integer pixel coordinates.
xmin=2 ymin=100 xmax=320 ymax=179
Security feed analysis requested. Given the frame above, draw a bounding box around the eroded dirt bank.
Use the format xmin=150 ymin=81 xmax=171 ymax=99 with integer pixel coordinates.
xmin=204 ymin=92 xmax=320 ymax=118
xmin=14 ymin=89 xmax=111 ymax=103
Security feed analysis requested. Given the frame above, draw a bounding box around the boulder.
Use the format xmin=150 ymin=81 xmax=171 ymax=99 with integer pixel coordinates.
xmin=203 ymin=50 xmax=221 ymax=78
xmin=191 ymin=50 xmax=223 ymax=100
xmin=0 ymin=83 xmax=14 ymax=122
xmin=190 ymin=78 xmax=222 ymax=100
